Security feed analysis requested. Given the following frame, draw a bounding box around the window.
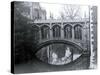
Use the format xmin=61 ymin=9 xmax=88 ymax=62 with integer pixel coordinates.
xmin=32 ymin=25 xmax=39 ymax=41
xmin=41 ymin=25 xmax=50 ymax=39
xmin=52 ymin=25 xmax=61 ymax=38
xmin=64 ymin=24 xmax=72 ymax=39
xmin=74 ymin=24 xmax=82 ymax=40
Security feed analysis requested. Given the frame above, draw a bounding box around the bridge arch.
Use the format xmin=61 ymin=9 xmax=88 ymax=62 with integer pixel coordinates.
xmin=33 ymin=40 xmax=84 ymax=54
xmin=40 ymin=24 xmax=50 ymax=28
xmin=74 ymin=24 xmax=82 ymax=28
xmin=32 ymin=24 xmax=40 ymax=28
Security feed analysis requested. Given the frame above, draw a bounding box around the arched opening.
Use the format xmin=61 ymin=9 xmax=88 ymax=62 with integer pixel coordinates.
xmin=32 ymin=25 xmax=40 ymax=42
xmin=35 ymin=40 xmax=83 ymax=65
xmin=74 ymin=24 xmax=82 ymax=40
xmin=64 ymin=24 xmax=72 ymax=39
xmin=52 ymin=25 xmax=61 ymax=38
xmin=41 ymin=25 xmax=50 ymax=39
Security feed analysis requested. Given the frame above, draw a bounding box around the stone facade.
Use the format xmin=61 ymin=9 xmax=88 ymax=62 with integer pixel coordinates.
xmin=29 ymin=19 xmax=90 ymax=50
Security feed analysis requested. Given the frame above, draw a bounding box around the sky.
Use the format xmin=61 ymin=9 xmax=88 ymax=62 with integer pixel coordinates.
xmin=40 ymin=3 xmax=89 ymax=19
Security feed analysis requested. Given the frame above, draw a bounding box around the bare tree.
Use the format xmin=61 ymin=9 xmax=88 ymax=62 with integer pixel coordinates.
xmin=60 ymin=5 xmax=81 ymax=20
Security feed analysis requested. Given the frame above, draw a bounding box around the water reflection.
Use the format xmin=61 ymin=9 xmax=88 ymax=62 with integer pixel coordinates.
xmin=36 ymin=44 xmax=81 ymax=65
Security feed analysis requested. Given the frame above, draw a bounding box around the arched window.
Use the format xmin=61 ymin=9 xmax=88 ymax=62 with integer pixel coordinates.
xmin=64 ymin=24 xmax=72 ymax=39
xmin=52 ymin=25 xmax=61 ymax=38
xmin=41 ymin=25 xmax=50 ymax=39
xmin=32 ymin=25 xmax=40 ymax=41
xmin=74 ymin=24 xmax=82 ymax=40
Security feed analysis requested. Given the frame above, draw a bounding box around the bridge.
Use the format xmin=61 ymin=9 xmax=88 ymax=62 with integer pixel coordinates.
xmin=27 ymin=19 xmax=90 ymax=65
xmin=29 ymin=19 xmax=90 ymax=53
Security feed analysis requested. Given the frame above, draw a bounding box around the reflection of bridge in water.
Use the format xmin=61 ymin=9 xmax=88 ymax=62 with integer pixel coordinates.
xmin=36 ymin=40 xmax=83 ymax=65
xmin=29 ymin=19 xmax=90 ymax=65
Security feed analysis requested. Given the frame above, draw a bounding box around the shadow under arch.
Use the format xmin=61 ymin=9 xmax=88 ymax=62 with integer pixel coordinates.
xmin=33 ymin=40 xmax=84 ymax=54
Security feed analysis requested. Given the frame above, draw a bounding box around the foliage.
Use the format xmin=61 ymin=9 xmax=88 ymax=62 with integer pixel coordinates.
xmin=14 ymin=2 xmax=38 ymax=64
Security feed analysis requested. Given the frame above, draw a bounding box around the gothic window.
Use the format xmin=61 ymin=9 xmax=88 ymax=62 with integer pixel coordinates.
xmin=64 ymin=24 xmax=72 ymax=39
xmin=32 ymin=25 xmax=40 ymax=41
xmin=74 ymin=24 xmax=82 ymax=40
xmin=52 ymin=25 xmax=61 ymax=38
xmin=41 ymin=25 xmax=50 ymax=39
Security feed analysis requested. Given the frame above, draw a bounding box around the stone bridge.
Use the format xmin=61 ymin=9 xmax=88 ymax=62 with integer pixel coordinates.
xmin=28 ymin=19 xmax=90 ymax=54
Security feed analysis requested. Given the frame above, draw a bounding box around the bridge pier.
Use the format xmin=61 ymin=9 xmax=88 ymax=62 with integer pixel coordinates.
xmin=50 ymin=23 xmax=53 ymax=39
xmin=61 ymin=22 xmax=64 ymax=39
xmin=61 ymin=28 xmax=64 ymax=39
xmin=72 ymin=27 xmax=75 ymax=40
xmin=50 ymin=29 xmax=53 ymax=39
xmin=39 ymin=30 xmax=41 ymax=41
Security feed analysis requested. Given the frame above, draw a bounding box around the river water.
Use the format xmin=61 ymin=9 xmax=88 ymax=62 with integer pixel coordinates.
xmin=36 ymin=43 xmax=82 ymax=65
